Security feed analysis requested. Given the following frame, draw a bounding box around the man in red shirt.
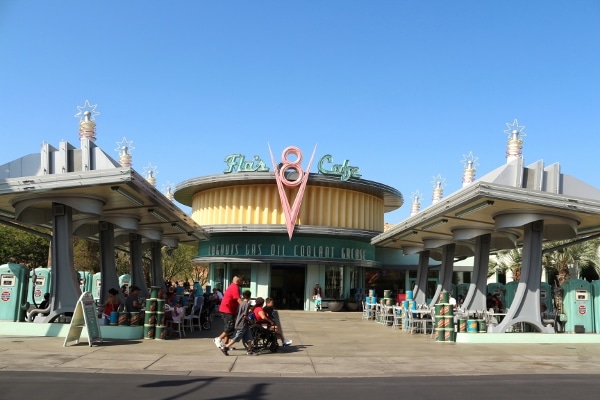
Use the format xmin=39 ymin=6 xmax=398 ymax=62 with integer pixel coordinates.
xmin=214 ymin=276 xmax=242 ymax=354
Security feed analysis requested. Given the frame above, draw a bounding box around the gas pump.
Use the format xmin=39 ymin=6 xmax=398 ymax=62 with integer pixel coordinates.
xmin=28 ymin=267 xmax=52 ymax=307
xmin=78 ymin=271 xmax=92 ymax=294
xmin=487 ymin=283 xmax=505 ymax=308
xmin=504 ymin=281 xmax=519 ymax=310
xmin=562 ymin=278 xmax=594 ymax=333
xmin=119 ymin=274 xmax=131 ymax=295
xmin=540 ymin=282 xmax=553 ymax=313
xmin=92 ymin=272 xmax=102 ymax=303
xmin=0 ymin=263 xmax=29 ymax=322
xmin=591 ymin=281 xmax=600 ymax=334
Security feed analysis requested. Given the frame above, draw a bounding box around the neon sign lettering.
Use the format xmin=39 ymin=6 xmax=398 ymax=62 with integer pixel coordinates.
xmin=318 ymin=154 xmax=361 ymax=181
xmin=223 ymin=154 xmax=270 ymax=173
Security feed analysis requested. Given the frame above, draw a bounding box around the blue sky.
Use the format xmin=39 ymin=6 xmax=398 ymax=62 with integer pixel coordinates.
xmin=1 ymin=1 xmax=599 ymax=223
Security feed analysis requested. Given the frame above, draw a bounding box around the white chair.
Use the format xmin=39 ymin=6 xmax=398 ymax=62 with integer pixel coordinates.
xmin=183 ymin=313 xmax=194 ymax=333
xmin=392 ymin=305 xmax=403 ymax=330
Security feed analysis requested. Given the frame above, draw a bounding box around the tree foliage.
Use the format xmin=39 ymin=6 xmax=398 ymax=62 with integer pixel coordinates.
xmin=0 ymin=224 xmax=50 ymax=268
xmin=160 ymin=243 xmax=198 ymax=283
xmin=73 ymin=238 xmax=100 ymax=273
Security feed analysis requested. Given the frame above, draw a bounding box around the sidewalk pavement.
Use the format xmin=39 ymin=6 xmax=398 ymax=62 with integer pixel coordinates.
xmin=2 ymin=310 xmax=600 ymax=377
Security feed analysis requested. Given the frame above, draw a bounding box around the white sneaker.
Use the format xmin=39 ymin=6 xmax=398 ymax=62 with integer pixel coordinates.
xmin=283 ymin=339 xmax=292 ymax=347
xmin=213 ymin=337 xmax=222 ymax=348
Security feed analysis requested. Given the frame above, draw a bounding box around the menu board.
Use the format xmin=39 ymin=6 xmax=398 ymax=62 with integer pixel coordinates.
xmin=64 ymin=292 xmax=103 ymax=347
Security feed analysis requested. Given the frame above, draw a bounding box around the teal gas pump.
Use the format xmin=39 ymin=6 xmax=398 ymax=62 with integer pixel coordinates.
xmin=78 ymin=271 xmax=92 ymax=293
xmin=28 ymin=267 xmax=52 ymax=306
xmin=0 ymin=263 xmax=29 ymax=322
xmin=119 ymin=274 xmax=131 ymax=293
xmin=540 ymin=282 xmax=553 ymax=313
xmin=487 ymin=283 xmax=505 ymax=308
xmin=504 ymin=281 xmax=519 ymax=310
xmin=592 ymin=281 xmax=600 ymax=334
xmin=562 ymin=279 xmax=594 ymax=333
xmin=92 ymin=272 xmax=102 ymax=302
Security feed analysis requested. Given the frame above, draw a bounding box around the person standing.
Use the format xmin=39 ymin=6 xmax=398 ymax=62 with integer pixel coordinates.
xmin=221 ymin=290 xmax=256 ymax=356
xmin=312 ymin=283 xmax=323 ymax=311
xmin=214 ymin=276 xmax=242 ymax=351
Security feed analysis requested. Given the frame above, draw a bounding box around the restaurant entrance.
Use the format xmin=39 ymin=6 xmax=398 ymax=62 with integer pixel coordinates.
xmin=271 ymin=264 xmax=306 ymax=310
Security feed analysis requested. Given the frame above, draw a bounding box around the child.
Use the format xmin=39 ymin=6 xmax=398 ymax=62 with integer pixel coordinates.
xmin=221 ymin=290 xmax=256 ymax=356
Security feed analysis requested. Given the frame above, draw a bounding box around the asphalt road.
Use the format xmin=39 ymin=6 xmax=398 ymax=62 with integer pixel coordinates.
xmin=2 ymin=372 xmax=599 ymax=400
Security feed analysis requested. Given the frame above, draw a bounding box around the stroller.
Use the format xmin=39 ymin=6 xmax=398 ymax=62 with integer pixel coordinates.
xmin=250 ymin=320 xmax=280 ymax=353
xmin=192 ymin=295 xmax=215 ymax=330
xmin=199 ymin=297 xmax=217 ymax=330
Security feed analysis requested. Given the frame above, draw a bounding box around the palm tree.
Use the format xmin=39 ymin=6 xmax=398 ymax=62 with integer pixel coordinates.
xmin=490 ymin=248 xmax=523 ymax=281
xmin=542 ymin=238 xmax=600 ymax=285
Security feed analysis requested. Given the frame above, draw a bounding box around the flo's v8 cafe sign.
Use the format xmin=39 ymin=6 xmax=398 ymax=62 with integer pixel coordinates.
xmin=223 ymin=152 xmax=361 ymax=181
xmin=223 ymin=145 xmax=361 ymax=240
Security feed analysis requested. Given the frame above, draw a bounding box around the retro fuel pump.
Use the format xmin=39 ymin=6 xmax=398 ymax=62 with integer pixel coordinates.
xmin=92 ymin=272 xmax=102 ymax=303
xmin=562 ymin=278 xmax=594 ymax=333
xmin=28 ymin=267 xmax=52 ymax=307
xmin=0 ymin=263 xmax=29 ymax=322
xmin=78 ymin=271 xmax=92 ymax=294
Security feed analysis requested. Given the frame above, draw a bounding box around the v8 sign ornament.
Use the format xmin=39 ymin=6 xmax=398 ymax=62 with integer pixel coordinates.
xmin=269 ymin=145 xmax=317 ymax=240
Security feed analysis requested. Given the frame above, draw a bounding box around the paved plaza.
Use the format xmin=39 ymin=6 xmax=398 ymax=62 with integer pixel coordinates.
xmin=2 ymin=310 xmax=600 ymax=377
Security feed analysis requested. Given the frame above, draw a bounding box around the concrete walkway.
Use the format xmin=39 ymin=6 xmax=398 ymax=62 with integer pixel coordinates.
xmin=2 ymin=311 xmax=600 ymax=377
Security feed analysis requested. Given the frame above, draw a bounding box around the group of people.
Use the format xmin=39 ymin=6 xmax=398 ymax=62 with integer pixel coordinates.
xmin=214 ymin=275 xmax=292 ymax=356
xmin=101 ymin=285 xmax=142 ymax=322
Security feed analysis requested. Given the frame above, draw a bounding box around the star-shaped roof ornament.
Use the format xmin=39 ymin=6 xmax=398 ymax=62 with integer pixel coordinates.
xmin=411 ymin=190 xmax=422 ymax=202
xmin=74 ymin=100 xmax=100 ymax=121
xmin=115 ymin=137 xmax=135 ymax=154
xmin=431 ymin=174 xmax=446 ymax=189
xmin=504 ymin=119 xmax=526 ymax=139
xmin=461 ymin=151 xmax=479 ymax=169
xmin=143 ymin=163 xmax=159 ymax=178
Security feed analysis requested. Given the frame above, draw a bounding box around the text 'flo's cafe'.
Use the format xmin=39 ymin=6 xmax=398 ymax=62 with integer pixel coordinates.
xmin=174 ymin=146 xmax=403 ymax=311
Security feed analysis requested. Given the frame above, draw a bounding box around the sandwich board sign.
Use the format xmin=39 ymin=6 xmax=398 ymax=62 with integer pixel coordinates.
xmin=64 ymin=291 xmax=103 ymax=347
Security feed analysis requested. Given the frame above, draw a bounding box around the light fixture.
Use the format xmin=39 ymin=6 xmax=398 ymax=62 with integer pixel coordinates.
xmin=171 ymin=223 xmax=188 ymax=233
xmin=455 ymin=200 xmax=495 ymax=218
xmin=422 ymin=219 xmax=448 ymax=231
xmin=111 ymin=186 xmax=144 ymax=206
xmin=0 ymin=209 xmax=15 ymax=218
xmin=398 ymin=230 xmax=418 ymax=240
xmin=149 ymin=209 xmax=169 ymax=223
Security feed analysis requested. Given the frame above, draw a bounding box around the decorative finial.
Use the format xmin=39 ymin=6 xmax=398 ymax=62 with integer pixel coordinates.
xmin=162 ymin=181 xmax=175 ymax=201
xmin=74 ymin=100 xmax=100 ymax=121
xmin=504 ymin=119 xmax=526 ymax=162
xmin=461 ymin=151 xmax=479 ymax=187
xmin=75 ymin=100 xmax=99 ymax=141
xmin=115 ymin=137 xmax=135 ymax=167
xmin=431 ymin=174 xmax=445 ymax=204
xmin=143 ymin=163 xmax=158 ymax=187
xmin=410 ymin=190 xmax=422 ymax=216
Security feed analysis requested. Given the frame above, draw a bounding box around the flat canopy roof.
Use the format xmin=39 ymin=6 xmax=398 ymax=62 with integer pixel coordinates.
xmin=0 ymin=146 xmax=208 ymax=246
xmin=373 ymin=159 xmax=600 ymax=258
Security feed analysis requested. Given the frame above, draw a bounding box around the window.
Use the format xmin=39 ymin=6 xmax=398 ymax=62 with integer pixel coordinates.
xmin=325 ymin=266 xmax=343 ymax=299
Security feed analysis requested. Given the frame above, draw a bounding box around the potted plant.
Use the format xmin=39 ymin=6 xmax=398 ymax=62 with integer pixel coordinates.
xmin=345 ymin=297 xmax=359 ymax=311
xmin=327 ymin=291 xmax=344 ymax=312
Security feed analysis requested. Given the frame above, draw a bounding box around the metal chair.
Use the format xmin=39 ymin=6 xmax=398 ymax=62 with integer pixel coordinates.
xmin=392 ymin=305 xmax=403 ymax=330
